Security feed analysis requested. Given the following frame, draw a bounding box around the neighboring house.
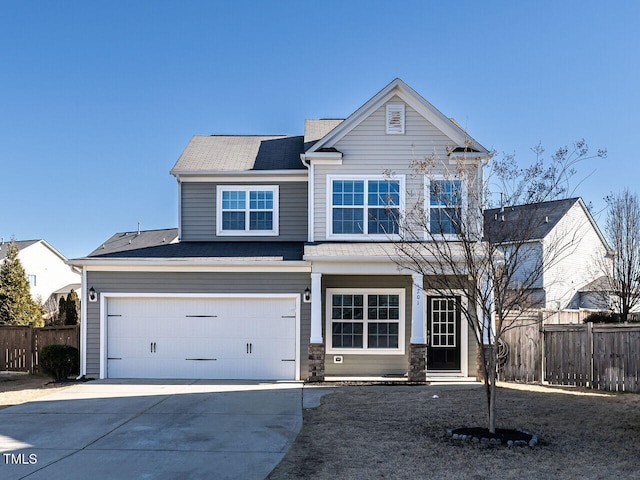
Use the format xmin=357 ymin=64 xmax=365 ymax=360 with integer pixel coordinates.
xmin=70 ymin=78 xmax=491 ymax=381
xmin=484 ymin=198 xmax=612 ymax=310
xmin=0 ymin=239 xmax=81 ymax=306
xmin=577 ymin=276 xmax=613 ymax=310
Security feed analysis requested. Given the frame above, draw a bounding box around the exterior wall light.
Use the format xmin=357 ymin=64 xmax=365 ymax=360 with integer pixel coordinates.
xmin=303 ymin=287 xmax=311 ymax=303
xmin=88 ymin=287 xmax=98 ymax=302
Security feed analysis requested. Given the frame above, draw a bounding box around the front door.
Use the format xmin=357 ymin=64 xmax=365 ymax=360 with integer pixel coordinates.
xmin=427 ymin=296 xmax=461 ymax=370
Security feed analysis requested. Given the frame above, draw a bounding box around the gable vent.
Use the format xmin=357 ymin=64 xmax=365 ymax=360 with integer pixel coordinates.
xmin=386 ymin=103 xmax=405 ymax=134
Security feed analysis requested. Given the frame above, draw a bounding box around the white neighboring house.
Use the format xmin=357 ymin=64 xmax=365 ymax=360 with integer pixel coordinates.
xmin=485 ymin=198 xmax=612 ymax=310
xmin=0 ymin=240 xmax=81 ymax=306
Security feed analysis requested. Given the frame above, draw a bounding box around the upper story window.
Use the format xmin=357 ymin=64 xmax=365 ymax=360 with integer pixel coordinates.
xmin=427 ymin=178 xmax=464 ymax=237
xmin=329 ymin=177 xmax=402 ymax=237
xmin=386 ymin=103 xmax=405 ymax=134
xmin=27 ymin=274 xmax=36 ymax=287
xmin=217 ymin=185 xmax=279 ymax=236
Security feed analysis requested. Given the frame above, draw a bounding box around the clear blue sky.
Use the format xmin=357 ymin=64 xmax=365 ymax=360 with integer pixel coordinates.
xmin=1 ymin=1 xmax=638 ymax=259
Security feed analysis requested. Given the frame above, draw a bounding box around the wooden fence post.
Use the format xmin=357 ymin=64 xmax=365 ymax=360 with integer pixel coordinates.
xmin=28 ymin=325 xmax=34 ymax=374
xmin=540 ymin=311 xmax=546 ymax=384
xmin=586 ymin=321 xmax=593 ymax=388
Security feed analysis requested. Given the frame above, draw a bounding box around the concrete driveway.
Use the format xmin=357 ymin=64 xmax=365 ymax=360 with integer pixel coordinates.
xmin=0 ymin=379 xmax=303 ymax=480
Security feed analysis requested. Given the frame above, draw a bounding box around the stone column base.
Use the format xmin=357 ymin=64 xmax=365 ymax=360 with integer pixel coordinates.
xmin=308 ymin=343 xmax=325 ymax=382
xmin=408 ymin=343 xmax=428 ymax=382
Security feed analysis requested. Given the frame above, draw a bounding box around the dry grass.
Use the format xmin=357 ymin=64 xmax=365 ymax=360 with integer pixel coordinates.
xmin=269 ymin=382 xmax=640 ymax=479
xmin=0 ymin=373 xmax=73 ymax=409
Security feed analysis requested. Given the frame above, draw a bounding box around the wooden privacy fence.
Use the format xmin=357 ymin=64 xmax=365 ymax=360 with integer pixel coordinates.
xmin=499 ymin=320 xmax=640 ymax=393
xmin=0 ymin=325 xmax=80 ymax=373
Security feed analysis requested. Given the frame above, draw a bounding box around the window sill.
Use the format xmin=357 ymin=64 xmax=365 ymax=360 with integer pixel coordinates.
xmin=325 ymin=348 xmax=405 ymax=356
xmin=216 ymin=231 xmax=279 ymax=237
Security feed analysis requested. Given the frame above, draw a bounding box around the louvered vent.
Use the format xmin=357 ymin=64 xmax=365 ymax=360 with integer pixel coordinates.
xmin=386 ymin=103 xmax=405 ymax=134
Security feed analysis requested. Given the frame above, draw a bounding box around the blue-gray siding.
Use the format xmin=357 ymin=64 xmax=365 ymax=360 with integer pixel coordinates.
xmin=85 ymin=271 xmax=311 ymax=379
xmin=322 ymin=275 xmax=411 ymax=376
xmin=180 ymin=181 xmax=308 ymax=241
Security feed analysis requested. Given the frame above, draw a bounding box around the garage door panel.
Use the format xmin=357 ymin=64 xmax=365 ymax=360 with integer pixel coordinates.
xmin=106 ymin=296 xmax=297 ymax=380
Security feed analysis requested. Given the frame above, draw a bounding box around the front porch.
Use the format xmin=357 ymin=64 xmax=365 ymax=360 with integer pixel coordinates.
xmin=303 ymin=243 xmax=478 ymax=382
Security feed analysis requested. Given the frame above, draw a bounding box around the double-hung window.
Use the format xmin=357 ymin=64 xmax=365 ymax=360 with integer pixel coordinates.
xmin=330 ymin=177 xmax=401 ymax=237
xmin=327 ymin=289 xmax=405 ymax=354
xmin=217 ymin=186 xmax=278 ymax=236
xmin=427 ymin=178 xmax=464 ymax=236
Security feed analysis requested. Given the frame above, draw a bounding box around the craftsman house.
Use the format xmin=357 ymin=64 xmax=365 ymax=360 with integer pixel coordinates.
xmin=71 ymin=78 xmax=491 ymax=381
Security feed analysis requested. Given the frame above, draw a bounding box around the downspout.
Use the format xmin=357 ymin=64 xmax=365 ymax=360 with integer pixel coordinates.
xmin=300 ymin=154 xmax=314 ymax=242
xmin=176 ymin=177 xmax=183 ymax=240
xmin=77 ymin=266 xmax=87 ymax=379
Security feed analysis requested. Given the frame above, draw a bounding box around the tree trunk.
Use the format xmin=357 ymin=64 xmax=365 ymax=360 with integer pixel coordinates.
xmin=488 ymin=343 xmax=497 ymax=434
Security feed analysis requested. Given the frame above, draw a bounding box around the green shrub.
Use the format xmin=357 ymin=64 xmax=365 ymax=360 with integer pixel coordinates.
xmin=39 ymin=345 xmax=79 ymax=381
xmin=583 ymin=311 xmax=622 ymax=324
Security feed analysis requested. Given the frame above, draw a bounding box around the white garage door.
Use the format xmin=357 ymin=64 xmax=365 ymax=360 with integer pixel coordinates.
xmin=106 ymin=296 xmax=297 ymax=380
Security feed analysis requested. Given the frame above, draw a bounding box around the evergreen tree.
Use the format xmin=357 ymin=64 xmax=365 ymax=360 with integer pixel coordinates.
xmin=0 ymin=241 xmax=43 ymax=326
xmin=64 ymin=289 xmax=79 ymax=325
xmin=57 ymin=296 xmax=67 ymax=326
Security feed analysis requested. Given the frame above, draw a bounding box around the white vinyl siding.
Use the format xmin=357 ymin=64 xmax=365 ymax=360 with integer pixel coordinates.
xmin=313 ymin=97 xmax=468 ymax=241
xmin=386 ymin=103 xmax=405 ymax=134
xmin=543 ymin=202 xmax=608 ymax=309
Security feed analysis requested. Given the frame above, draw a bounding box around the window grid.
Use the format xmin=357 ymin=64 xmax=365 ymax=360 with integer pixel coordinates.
xmin=430 ymin=298 xmax=457 ymax=347
xmin=331 ymin=293 xmax=401 ymax=350
xmin=429 ymin=179 xmax=462 ymax=235
xmin=219 ymin=188 xmax=276 ymax=233
xmin=331 ymin=179 xmax=400 ymax=235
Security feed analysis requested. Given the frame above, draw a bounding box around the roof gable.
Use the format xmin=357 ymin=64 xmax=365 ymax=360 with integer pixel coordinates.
xmin=484 ymin=197 xmax=609 ymax=250
xmin=0 ymin=239 xmax=69 ymax=263
xmin=306 ymin=78 xmax=488 ymax=154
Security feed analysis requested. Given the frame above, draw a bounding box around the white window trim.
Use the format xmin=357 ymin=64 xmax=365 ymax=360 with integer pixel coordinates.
xmin=386 ymin=103 xmax=405 ymax=134
xmin=424 ymin=289 xmax=468 ymax=376
xmin=423 ymin=175 xmax=467 ymax=241
xmin=216 ymin=185 xmax=279 ymax=236
xmin=326 ymin=288 xmax=405 ymax=355
xmin=326 ymin=175 xmax=405 ymax=240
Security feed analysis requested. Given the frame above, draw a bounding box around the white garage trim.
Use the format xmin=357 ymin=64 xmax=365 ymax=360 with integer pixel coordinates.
xmin=99 ymin=293 xmax=301 ymax=380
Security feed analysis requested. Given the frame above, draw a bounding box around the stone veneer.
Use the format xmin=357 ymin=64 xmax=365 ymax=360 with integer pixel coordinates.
xmin=308 ymin=343 xmax=325 ymax=382
xmin=408 ymin=343 xmax=428 ymax=382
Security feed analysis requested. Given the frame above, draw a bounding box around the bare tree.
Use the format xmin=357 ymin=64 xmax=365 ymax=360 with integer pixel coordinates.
xmin=598 ymin=189 xmax=640 ymax=321
xmin=387 ymin=140 xmax=605 ymax=434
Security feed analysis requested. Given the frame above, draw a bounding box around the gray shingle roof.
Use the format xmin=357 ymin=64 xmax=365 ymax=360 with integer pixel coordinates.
xmin=0 ymin=240 xmax=40 ymax=260
xmin=304 ymin=119 xmax=344 ymax=145
xmin=88 ymin=239 xmax=304 ymax=261
xmin=484 ymin=198 xmax=580 ymax=243
xmin=88 ymin=229 xmax=179 ymax=257
xmin=170 ymin=135 xmax=306 ymax=174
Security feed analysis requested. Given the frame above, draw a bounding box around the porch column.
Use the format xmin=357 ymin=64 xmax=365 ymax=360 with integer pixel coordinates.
xmin=308 ymin=272 xmax=325 ymax=382
xmin=310 ymin=272 xmax=323 ymax=344
xmin=410 ymin=273 xmax=425 ymax=344
xmin=409 ymin=272 xmax=427 ymax=382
